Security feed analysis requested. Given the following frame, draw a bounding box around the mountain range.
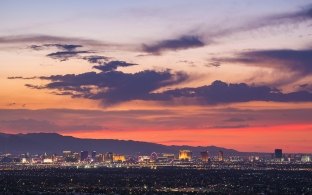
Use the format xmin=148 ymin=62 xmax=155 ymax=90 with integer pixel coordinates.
xmin=0 ymin=132 xmax=240 ymax=156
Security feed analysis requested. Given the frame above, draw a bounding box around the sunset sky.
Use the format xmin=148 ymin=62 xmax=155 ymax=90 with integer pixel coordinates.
xmin=1 ymin=0 xmax=312 ymax=152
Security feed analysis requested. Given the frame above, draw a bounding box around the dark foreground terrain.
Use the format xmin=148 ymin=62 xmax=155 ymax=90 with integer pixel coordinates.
xmin=1 ymin=167 xmax=312 ymax=194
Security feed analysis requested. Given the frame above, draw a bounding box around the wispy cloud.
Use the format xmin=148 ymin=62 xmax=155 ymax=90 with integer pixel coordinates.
xmin=82 ymin=55 xmax=111 ymax=64
xmin=24 ymin=67 xmax=188 ymax=105
xmin=0 ymin=108 xmax=311 ymax=133
xmin=0 ymin=119 xmax=104 ymax=133
xmin=22 ymin=67 xmax=312 ymax=105
xmin=213 ymin=48 xmax=312 ymax=86
xmin=142 ymin=35 xmax=205 ymax=54
xmin=157 ymin=80 xmax=312 ymax=104
xmin=141 ymin=5 xmax=312 ymax=54
xmin=204 ymin=5 xmax=312 ymax=40
xmin=47 ymin=50 xmax=92 ymax=61
xmin=93 ymin=61 xmax=138 ymax=72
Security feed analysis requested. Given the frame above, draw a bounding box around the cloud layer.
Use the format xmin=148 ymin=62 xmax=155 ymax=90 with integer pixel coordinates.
xmin=23 ymin=67 xmax=312 ymax=105
xmin=221 ymin=49 xmax=312 ymax=74
xmin=0 ymin=118 xmax=103 ymax=133
xmin=29 ymin=68 xmax=189 ymax=105
xmin=158 ymin=80 xmax=312 ymax=104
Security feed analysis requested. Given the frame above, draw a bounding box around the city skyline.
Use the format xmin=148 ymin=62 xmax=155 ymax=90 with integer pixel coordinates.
xmin=1 ymin=0 xmax=312 ymax=153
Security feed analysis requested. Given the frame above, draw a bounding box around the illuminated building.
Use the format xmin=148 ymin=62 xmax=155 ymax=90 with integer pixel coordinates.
xmin=301 ymin=155 xmax=311 ymax=162
xmin=218 ymin=151 xmax=224 ymax=161
xmin=63 ymin=151 xmax=72 ymax=158
xmin=162 ymin=153 xmax=175 ymax=160
xmin=105 ymin=152 xmax=113 ymax=163
xmin=113 ymin=154 xmax=126 ymax=162
xmin=96 ymin=153 xmax=104 ymax=162
xmin=138 ymin=156 xmax=150 ymax=163
xmin=80 ymin=151 xmax=88 ymax=161
xmin=200 ymin=151 xmax=209 ymax=162
xmin=179 ymin=150 xmax=192 ymax=161
xmin=21 ymin=158 xmax=28 ymax=163
xmin=43 ymin=158 xmax=53 ymax=163
xmin=150 ymin=152 xmax=158 ymax=162
xmin=274 ymin=149 xmax=283 ymax=159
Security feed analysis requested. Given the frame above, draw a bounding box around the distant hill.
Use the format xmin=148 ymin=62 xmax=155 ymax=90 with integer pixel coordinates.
xmin=0 ymin=132 xmax=239 ymax=156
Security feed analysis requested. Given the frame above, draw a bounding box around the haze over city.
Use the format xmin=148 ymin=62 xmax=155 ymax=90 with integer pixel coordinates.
xmin=1 ymin=0 xmax=312 ymax=153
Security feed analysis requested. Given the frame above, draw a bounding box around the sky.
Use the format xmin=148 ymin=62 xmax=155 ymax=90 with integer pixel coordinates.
xmin=1 ymin=0 xmax=312 ymax=153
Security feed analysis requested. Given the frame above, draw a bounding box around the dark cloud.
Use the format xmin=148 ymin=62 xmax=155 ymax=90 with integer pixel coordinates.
xmin=7 ymin=76 xmax=23 ymax=79
xmin=0 ymin=34 xmax=136 ymax=52
xmin=8 ymin=76 xmax=36 ymax=80
xmin=206 ymin=61 xmax=221 ymax=68
xmin=26 ymin=61 xmax=312 ymax=106
xmin=82 ymin=55 xmax=110 ymax=64
xmin=29 ymin=43 xmax=92 ymax=61
xmin=0 ymin=119 xmax=103 ymax=133
xmin=298 ymin=83 xmax=312 ymax=91
xmin=28 ymin=69 xmax=188 ymax=105
xmin=24 ymin=84 xmax=43 ymax=89
xmin=156 ymin=80 xmax=312 ymax=104
xmin=218 ymin=49 xmax=312 ymax=76
xmin=30 ymin=44 xmax=83 ymax=51
xmin=47 ymin=50 xmax=91 ymax=61
xmin=93 ymin=60 xmax=138 ymax=72
xmin=142 ymin=35 xmax=205 ymax=54
xmin=0 ymin=35 xmax=111 ymax=47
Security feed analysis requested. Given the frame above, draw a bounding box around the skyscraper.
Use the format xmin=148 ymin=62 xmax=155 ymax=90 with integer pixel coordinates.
xmin=200 ymin=151 xmax=209 ymax=162
xmin=80 ymin=151 xmax=88 ymax=161
xmin=91 ymin=151 xmax=96 ymax=160
xmin=105 ymin=152 xmax=113 ymax=163
xmin=274 ymin=149 xmax=283 ymax=159
xmin=218 ymin=151 xmax=224 ymax=161
xmin=63 ymin=151 xmax=72 ymax=158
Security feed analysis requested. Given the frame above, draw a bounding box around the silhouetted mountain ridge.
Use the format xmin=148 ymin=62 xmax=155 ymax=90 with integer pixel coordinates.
xmin=0 ymin=132 xmax=239 ymax=155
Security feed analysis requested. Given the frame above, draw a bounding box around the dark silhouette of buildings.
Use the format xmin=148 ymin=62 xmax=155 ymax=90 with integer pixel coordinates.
xmin=80 ymin=151 xmax=88 ymax=161
xmin=275 ymin=149 xmax=283 ymax=159
xmin=91 ymin=151 xmax=96 ymax=160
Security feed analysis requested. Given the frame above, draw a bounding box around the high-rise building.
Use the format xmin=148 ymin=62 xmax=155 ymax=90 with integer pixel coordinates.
xmin=274 ymin=149 xmax=283 ymax=159
xmin=63 ymin=151 xmax=72 ymax=158
xmin=301 ymin=155 xmax=310 ymax=162
xmin=80 ymin=151 xmax=88 ymax=161
xmin=91 ymin=151 xmax=96 ymax=159
xmin=179 ymin=150 xmax=192 ymax=161
xmin=97 ymin=153 xmax=104 ymax=162
xmin=105 ymin=152 xmax=113 ymax=163
xmin=218 ymin=151 xmax=224 ymax=161
xmin=200 ymin=151 xmax=209 ymax=162
xmin=73 ymin=152 xmax=79 ymax=161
